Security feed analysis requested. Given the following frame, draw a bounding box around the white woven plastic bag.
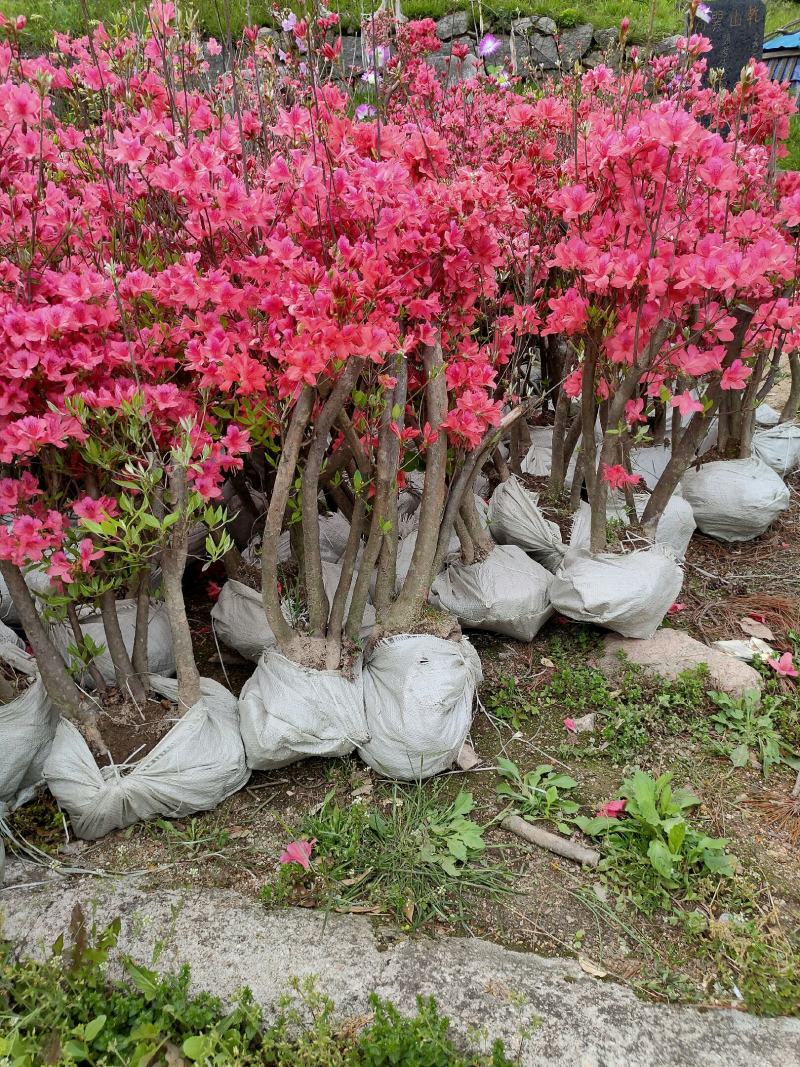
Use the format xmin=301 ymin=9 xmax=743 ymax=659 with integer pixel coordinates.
xmin=51 ymin=599 xmax=175 ymax=686
xmin=239 ymin=648 xmax=368 ymax=770
xmin=752 ymin=423 xmax=800 ymax=477
xmin=358 ymin=634 xmax=482 ymax=780
xmin=319 ymin=512 xmax=353 ymax=563
xmin=569 ymin=494 xmax=696 ymax=561
xmin=430 ymin=543 xmax=553 ymax=642
xmin=550 ymin=546 xmax=683 ymax=639
xmin=755 ymin=403 xmax=781 ymax=427
xmin=680 ymin=457 xmax=790 ymax=542
xmin=211 ymin=579 xmax=276 ymax=662
xmin=487 ymin=476 xmax=565 ymax=572
xmin=0 ymin=646 xmax=56 ymax=809
xmin=43 ymin=676 xmax=249 ymax=840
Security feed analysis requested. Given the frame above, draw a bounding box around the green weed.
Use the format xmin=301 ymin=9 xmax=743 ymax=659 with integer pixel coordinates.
xmin=495 ymin=758 xmax=579 ymax=833
xmin=268 ymin=785 xmax=511 ymax=929
xmin=706 ymin=689 xmax=798 ymax=778
xmin=574 ymin=769 xmax=736 ymax=912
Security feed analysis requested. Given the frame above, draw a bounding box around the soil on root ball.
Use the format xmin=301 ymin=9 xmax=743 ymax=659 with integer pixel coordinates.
xmin=95 ymin=691 xmax=180 ymax=766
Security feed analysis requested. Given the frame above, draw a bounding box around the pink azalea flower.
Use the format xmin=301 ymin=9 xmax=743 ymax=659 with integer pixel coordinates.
xmin=598 ymin=799 xmax=626 ymax=818
xmin=206 ymin=37 xmax=222 ymax=55
xmin=564 ymin=717 xmax=577 ymax=733
xmin=767 ymin=652 xmax=798 ymax=678
xmin=670 ymin=391 xmax=704 ymax=417
xmin=602 ymin=464 xmax=642 ymax=491
xmin=279 ymin=838 xmax=316 ymax=870
xmin=720 ymin=359 xmax=752 ymax=391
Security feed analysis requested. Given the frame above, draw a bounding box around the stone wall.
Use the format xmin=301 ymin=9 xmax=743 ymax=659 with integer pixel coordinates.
xmin=331 ymin=14 xmax=680 ymax=81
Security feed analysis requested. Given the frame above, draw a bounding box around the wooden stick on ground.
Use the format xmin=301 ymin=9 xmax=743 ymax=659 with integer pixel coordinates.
xmin=501 ymin=815 xmax=600 ymax=867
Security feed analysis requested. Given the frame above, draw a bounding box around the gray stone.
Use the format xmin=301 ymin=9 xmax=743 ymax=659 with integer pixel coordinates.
xmin=512 ymin=15 xmax=557 ymax=37
xmin=593 ymin=27 xmax=619 ymax=50
xmin=583 ymin=49 xmax=606 ymax=69
xmin=2 ymin=880 xmax=799 ymax=1066
xmin=558 ymin=23 xmax=594 ymax=65
xmin=654 ymin=34 xmax=682 ymax=54
xmin=446 ymin=51 xmax=481 ymax=85
xmin=435 ymin=12 xmax=469 ymax=40
xmin=521 ymin=32 xmax=560 ymax=70
xmin=593 ymin=629 xmax=763 ymax=698
xmin=340 ymin=35 xmax=363 ymax=69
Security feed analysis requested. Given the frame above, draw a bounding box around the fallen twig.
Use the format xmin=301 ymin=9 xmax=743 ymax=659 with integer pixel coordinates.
xmin=501 ymin=815 xmax=600 ymax=867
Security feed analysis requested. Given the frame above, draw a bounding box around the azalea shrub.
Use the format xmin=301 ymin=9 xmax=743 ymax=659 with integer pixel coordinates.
xmin=0 ymin=0 xmax=797 ymax=749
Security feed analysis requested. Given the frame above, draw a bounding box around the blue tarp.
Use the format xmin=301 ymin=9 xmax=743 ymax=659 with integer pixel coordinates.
xmin=764 ymin=31 xmax=800 ymax=52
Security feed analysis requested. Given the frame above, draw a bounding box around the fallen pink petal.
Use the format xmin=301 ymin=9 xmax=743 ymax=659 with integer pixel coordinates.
xmin=767 ymin=652 xmax=798 ymax=679
xmin=564 ymin=718 xmax=577 ymax=733
xmin=597 ymin=800 xmax=626 ymax=818
xmin=667 ymin=602 xmax=686 ymax=615
xmin=279 ymin=839 xmax=317 ymax=870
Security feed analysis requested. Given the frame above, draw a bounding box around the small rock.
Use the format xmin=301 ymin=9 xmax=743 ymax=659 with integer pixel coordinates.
xmin=592 ymin=883 xmax=609 ymax=904
xmin=559 ymin=24 xmax=594 ymax=65
xmin=654 ymin=34 xmax=681 ymax=55
xmin=583 ymin=50 xmax=605 ymax=68
xmin=436 ymin=12 xmax=469 ymax=41
xmin=592 ymin=629 xmax=762 ymax=699
xmin=512 ymin=15 xmax=557 ymax=36
xmin=456 ymin=741 xmax=481 ymax=770
xmin=573 ymin=713 xmax=595 ymax=733
xmin=59 ymin=841 xmax=88 ymax=856
xmin=522 ymin=32 xmax=560 ymax=70
xmin=593 ymin=27 xmax=618 ymax=50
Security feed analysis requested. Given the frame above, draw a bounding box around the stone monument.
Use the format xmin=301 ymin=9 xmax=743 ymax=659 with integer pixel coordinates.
xmin=703 ymin=0 xmax=766 ymax=90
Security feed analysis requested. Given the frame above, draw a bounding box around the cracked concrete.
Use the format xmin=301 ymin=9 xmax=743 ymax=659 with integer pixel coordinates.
xmin=2 ymin=871 xmax=799 ymax=1067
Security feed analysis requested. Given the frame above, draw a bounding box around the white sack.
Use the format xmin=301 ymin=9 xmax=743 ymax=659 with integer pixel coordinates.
xmin=487 ymin=476 xmax=565 ymax=572
xmin=550 ymin=546 xmax=683 ymax=639
xmin=752 ymin=422 xmax=800 ymax=477
xmin=358 ymin=634 xmax=482 ymax=780
xmin=0 ymin=646 xmax=56 ymax=809
xmin=211 ymin=579 xmax=276 ymax=662
xmin=755 ymin=403 xmax=781 ymax=427
xmin=241 ymin=530 xmax=291 ymax=566
xmin=430 ymin=543 xmax=553 ymax=642
xmin=319 ymin=511 xmax=352 ymax=563
xmin=521 ymin=426 xmax=574 ymax=481
xmin=569 ymin=494 xmax=696 ymax=561
xmin=322 ymin=560 xmax=376 ymax=635
xmin=239 ymin=648 xmax=368 ymax=770
xmin=396 ymin=527 xmax=460 ymax=592
xmin=43 ymin=675 xmax=249 ymax=840
xmin=680 ymin=457 xmax=790 ymax=542
xmin=51 ymin=599 xmax=175 ymax=686
xmin=630 ymin=445 xmax=672 ymax=491
xmin=0 ymin=565 xmax=53 ymax=627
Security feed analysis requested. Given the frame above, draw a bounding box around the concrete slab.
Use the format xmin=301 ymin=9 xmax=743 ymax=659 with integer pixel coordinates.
xmin=2 ymin=877 xmax=798 ymax=1066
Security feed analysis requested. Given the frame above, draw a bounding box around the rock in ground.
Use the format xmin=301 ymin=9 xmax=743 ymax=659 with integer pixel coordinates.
xmin=593 ymin=629 xmax=762 ymax=698
xmin=435 ymin=12 xmax=469 ymax=40
xmin=1 ymin=878 xmax=798 ymax=1067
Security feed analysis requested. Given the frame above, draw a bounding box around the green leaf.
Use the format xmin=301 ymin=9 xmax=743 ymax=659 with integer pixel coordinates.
xmin=666 ymin=819 xmax=686 ymax=854
xmin=647 ymin=839 xmax=675 ymax=881
xmin=123 ymin=958 xmax=160 ymax=1001
xmin=703 ymin=850 xmax=735 ymax=876
xmin=630 ymin=771 xmax=659 ymax=825
xmin=84 ymin=1015 xmax=106 ymax=1042
xmin=729 ymin=743 xmax=749 ymax=768
xmin=182 ymin=1035 xmax=209 ymax=1061
xmin=62 ymin=1040 xmax=89 ymax=1060
xmin=449 ymin=791 xmax=474 ymax=818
